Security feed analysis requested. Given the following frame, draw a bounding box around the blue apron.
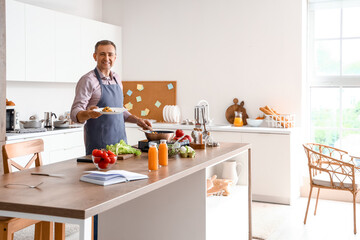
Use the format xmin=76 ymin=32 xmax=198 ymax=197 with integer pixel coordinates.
xmin=84 ymin=68 xmax=127 ymax=155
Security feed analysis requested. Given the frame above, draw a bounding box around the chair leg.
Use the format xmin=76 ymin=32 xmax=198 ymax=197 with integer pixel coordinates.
xmin=353 ymin=193 xmax=357 ymax=235
xmin=54 ymin=223 xmax=65 ymax=240
xmin=314 ymin=188 xmax=320 ymax=216
xmin=304 ymin=186 xmax=313 ymax=224
xmin=0 ymin=223 xmax=12 ymax=240
xmin=35 ymin=221 xmax=53 ymax=240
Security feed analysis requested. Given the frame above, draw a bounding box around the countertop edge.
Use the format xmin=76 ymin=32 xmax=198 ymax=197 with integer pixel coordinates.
xmin=125 ymin=122 xmax=295 ymax=134
xmin=6 ymin=127 xmax=84 ymax=141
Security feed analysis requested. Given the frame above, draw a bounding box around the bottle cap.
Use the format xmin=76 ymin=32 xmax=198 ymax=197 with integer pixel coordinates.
xmin=160 ymin=139 xmax=167 ymax=144
xmin=149 ymin=142 xmax=157 ymax=147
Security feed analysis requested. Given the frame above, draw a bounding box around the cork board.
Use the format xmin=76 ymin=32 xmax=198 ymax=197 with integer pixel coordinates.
xmin=122 ymin=81 xmax=177 ymax=122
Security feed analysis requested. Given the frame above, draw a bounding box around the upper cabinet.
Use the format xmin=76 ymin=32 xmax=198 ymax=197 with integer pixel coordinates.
xmin=55 ymin=12 xmax=81 ymax=83
xmin=6 ymin=0 xmax=25 ymax=81
xmin=25 ymin=4 xmax=56 ymax=82
xmin=6 ymin=0 xmax=122 ymax=83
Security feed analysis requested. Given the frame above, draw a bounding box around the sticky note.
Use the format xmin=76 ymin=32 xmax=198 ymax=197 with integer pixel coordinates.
xmin=155 ymin=101 xmax=161 ymax=108
xmin=127 ymin=90 xmax=133 ymax=96
xmin=167 ymin=83 xmax=173 ymax=90
xmin=137 ymin=84 xmax=144 ymax=91
xmin=136 ymin=96 xmax=142 ymax=102
xmin=145 ymin=108 xmax=150 ymax=115
xmin=141 ymin=110 xmax=146 ymax=116
xmin=125 ymin=102 xmax=133 ymax=110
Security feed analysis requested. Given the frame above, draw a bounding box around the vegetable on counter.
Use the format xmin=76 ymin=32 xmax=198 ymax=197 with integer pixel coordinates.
xmin=180 ymin=146 xmax=196 ymax=158
xmin=106 ymin=140 xmax=142 ymax=156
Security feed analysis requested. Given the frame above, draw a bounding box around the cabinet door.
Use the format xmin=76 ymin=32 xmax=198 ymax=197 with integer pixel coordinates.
xmin=55 ymin=12 xmax=81 ymax=83
xmin=6 ymin=0 xmax=26 ymax=81
xmin=25 ymin=4 xmax=55 ymax=82
xmin=100 ymin=23 xmax=122 ymax=76
xmin=242 ymin=133 xmax=291 ymax=204
xmin=80 ymin=18 xmax=103 ymax=74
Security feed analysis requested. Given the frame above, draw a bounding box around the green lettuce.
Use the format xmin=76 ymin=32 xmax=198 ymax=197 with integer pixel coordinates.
xmin=106 ymin=140 xmax=142 ymax=156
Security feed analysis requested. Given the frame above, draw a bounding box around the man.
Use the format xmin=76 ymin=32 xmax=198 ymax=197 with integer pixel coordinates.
xmin=71 ymin=40 xmax=152 ymax=155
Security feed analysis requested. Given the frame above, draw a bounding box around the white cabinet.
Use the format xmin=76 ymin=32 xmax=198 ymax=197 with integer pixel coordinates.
xmin=55 ymin=12 xmax=81 ymax=83
xmin=6 ymin=131 xmax=85 ymax=166
xmin=6 ymin=0 xmax=122 ymax=83
xmin=25 ymin=4 xmax=55 ymax=82
xmin=126 ymin=125 xmax=301 ymax=204
xmin=5 ymin=0 xmax=26 ymax=81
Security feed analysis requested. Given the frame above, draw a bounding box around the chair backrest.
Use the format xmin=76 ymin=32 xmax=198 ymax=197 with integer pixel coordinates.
xmin=2 ymin=139 xmax=44 ymax=174
xmin=303 ymin=143 xmax=357 ymax=190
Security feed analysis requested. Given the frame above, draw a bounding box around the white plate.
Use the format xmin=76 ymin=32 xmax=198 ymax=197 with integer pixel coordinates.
xmin=163 ymin=105 xmax=169 ymax=122
xmin=169 ymin=106 xmax=175 ymax=123
xmin=163 ymin=106 xmax=168 ymax=122
xmin=93 ymin=107 xmax=127 ymax=115
xmin=175 ymin=106 xmax=180 ymax=123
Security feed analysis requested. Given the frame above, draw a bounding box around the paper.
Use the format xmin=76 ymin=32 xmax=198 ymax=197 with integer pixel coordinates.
xmin=124 ymin=102 xmax=133 ymax=110
xmin=144 ymin=108 xmax=150 ymax=115
xmin=167 ymin=83 xmax=173 ymax=90
xmin=141 ymin=110 xmax=146 ymax=116
xmin=127 ymin=90 xmax=133 ymax=96
xmin=137 ymin=84 xmax=144 ymax=91
xmin=155 ymin=101 xmax=161 ymax=108
xmin=136 ymin=96 xmax=142 ymax=102
xmin=80 ymin=170 xmax=148 ymax=186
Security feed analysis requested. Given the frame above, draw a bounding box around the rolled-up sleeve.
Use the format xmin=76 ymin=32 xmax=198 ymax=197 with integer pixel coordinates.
xmin=70 ymin=76 xmax=94 ymax=123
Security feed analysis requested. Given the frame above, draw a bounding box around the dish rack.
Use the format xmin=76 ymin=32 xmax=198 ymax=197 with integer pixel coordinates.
xmin=265 ymin=114 xmax=295 ymax=128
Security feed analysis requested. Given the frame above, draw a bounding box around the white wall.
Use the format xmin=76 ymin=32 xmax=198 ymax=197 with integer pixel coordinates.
xmin=102 ymin=0 xmax=304 ymax=125
xmin=6 ymin=0 xmax=102 ymax=120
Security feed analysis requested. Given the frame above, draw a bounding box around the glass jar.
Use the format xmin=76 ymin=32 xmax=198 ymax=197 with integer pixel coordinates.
xmin=234 ymin=111 xmax=243 ymax=127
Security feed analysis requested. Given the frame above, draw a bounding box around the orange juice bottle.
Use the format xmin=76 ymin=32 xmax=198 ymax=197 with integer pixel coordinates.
xmin=234 ymin=111 xmax=243 ymax=127
xmin=148 ymin=142 xmax=158 ymax=171
xmin=159 ymin=139 xmax=168 ymax=166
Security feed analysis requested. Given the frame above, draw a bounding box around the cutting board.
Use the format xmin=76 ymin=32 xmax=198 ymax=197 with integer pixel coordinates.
xmin=225 ymin=98 xmax=249 ymax=125
xmin=117 ymin=154 xmax=135 ymax=160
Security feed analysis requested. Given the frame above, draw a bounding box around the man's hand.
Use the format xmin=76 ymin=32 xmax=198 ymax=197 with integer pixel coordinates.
xmin=87 ymin=106 xmax=102 ymax=119
xmin=136 ymin=118 xmax=152 ymax=130
xmin=76 ymin=106 xmax=102 ymax=123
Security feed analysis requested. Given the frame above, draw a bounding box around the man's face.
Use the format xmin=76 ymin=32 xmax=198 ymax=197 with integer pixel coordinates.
xmin=93 ymin=44 xmax=116 ymax=72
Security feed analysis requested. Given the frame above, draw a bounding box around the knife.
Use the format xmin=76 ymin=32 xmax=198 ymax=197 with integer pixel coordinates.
xmin=31 ymin=172 xmax=65 ymax=177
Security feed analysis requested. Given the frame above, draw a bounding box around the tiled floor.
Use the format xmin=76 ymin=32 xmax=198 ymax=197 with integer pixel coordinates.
xmin=268 ymin=197 xmax=360 ymax=240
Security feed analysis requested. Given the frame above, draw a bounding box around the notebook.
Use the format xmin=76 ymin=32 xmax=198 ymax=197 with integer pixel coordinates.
xmin=80 ymin=170 xmax=148 ymax=186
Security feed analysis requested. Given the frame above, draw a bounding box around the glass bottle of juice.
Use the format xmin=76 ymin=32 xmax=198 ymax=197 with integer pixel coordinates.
xmin=234 ymin=111 xmax=243 ymax=127
xmin=148 ymin=142 xmax=158 ymax=171
xmin=159 ymin=139 xmax=168 ymax=166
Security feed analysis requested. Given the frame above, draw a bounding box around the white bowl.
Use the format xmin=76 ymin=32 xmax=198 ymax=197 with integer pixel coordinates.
xmin=247 ymin=119 xmax=264 ymax=127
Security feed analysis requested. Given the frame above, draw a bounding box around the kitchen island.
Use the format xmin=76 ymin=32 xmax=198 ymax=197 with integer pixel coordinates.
xmin=0 ymin=142 xmax=251 ymax=240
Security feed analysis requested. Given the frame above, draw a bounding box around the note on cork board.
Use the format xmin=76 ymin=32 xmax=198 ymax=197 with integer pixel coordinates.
xmin=122 ymin=81 xmax=177 ymax=122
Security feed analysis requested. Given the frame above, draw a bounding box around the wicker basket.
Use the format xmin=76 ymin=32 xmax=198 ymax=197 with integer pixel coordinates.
xmin=265 ymin=114 xmax=295 ymax=128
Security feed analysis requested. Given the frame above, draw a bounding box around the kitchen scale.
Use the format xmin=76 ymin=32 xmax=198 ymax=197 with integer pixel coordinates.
xmin=138 ymin=139 xmax=190 ymax=152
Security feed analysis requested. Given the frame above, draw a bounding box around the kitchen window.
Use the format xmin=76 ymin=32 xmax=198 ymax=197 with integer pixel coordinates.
xmin=308 ymin=0 xmax=360 ymax=155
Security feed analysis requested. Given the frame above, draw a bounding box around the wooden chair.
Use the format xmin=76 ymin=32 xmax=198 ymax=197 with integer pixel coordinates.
xmin=1 ymin=139 xmax=65 ymax=240
xmin=303 ymin=143 xmax=360 ymax=234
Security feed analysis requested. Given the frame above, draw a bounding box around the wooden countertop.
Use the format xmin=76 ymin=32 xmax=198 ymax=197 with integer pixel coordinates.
xmin=0 ymin=142 xmax=250 ymax=220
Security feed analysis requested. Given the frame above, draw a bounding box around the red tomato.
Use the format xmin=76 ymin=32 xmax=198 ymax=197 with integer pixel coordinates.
xmin=107 ymin=150 xmax=116 ymax=156
xmin=101 ymin=151 xmax=108 ymax=158
xmin=109 ymin=156 xmax=117 ymax=164
xmin=98 ymin=160 xmax=108 ymax=169
xmin=93 ymin=156 xmax=101 ymax=164
xmin=184 ymin=135 xmax=192 ymax=142
xmin=92 ymin=149 xmax=102 ymax=157
xmin=103 ymin=156 xmax=110 ymax=163
xmin=175 ymin=129 xmax=184 ymax=138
